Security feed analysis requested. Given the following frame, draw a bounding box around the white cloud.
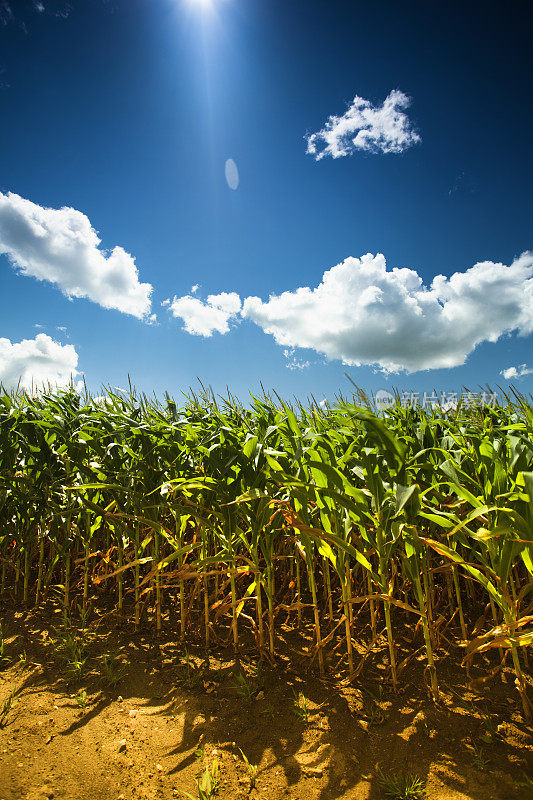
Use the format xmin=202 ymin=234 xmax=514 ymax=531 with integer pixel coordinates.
xmin=0 ymin=2 xmax=14 ymax=24
xmin=501 ymin=364 xmax=533 ymax=380
xmin=0 ymin=333 xmax=80 ymax=390
xmin=2 ymin=2 xmax=73 ymax=29
xmin=167 ymin=291 xmax=241 ymax=337
xmin=283 ymin=348 xmax=311 ymax=370
xmin=306 ymin=89 xmax=420 ymax=160
xmin=242 ymin=251 xmax=533 ymax=373
xmin=0 ymin=191 xmax=153 ymax=319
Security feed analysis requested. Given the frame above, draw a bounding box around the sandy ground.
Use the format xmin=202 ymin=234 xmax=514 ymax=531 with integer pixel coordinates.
xmin=1 ymin=604 xmax=532 ymax=800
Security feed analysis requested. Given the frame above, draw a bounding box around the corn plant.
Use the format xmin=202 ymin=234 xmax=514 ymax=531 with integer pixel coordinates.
xmin=1 ymin=385 xmax=532 ymax=720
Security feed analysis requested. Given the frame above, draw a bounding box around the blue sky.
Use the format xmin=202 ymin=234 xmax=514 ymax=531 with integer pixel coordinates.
xmin=0 ymin=0 xmax=532 ymax=403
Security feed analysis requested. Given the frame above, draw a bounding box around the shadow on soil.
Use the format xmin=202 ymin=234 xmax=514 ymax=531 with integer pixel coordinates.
xmin=1 ymin=600 xmax=532 ymax=800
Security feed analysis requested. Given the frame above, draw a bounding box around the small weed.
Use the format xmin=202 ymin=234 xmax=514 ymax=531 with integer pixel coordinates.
xmin=194 ymin=743 xmax=206 ymax=762
xmin=176 ymin=647 xmax=202 ymax=690
xmin=55 ymin=627 xmax=86 ymax=660
xmin=76 ymin=601 xmax=92 ymax=630
xmin=238 ymin=748 xmax=259 ymax=792
xmin=251 ymin=662 xmax=265 ymax=688
xmin=200 ymin=758 xmax=220 ymax=799
xmin=0 ymin=624 xmax=10 ymax=666
xmin=233 ymin=672 xmax=256 ymax=703
xmin=479 ymin=712 xmax=498 ymax=743
xmin=420 ymin=718 xmax=431 ymax=738
xmin=260 ymin=702 xmax=275 ymax=721
xmin=65 ymin=654 xmax=87 ymax=680
xmin=291 ymin=690 xmax=310 ymax=724
xmin=184 ymin=757 xmax=220 ymax=800
xmin=518 ymin=772 xmax=533 ymax=794
xmin=377 ymin=768 xmax=427 ymax=800
xmin=75 ymin=689 xmax=89 ymax=713
xmin=0 ymin=688 xmax=18 ymax=729
xmin=54 ymin=626 xmax=89 ymax=681
xmin=233 ymin=663 xmax=264 ymax=702
xmin=471 ymin=742 xmax=489 ymax=771
xmin=362 ymin=696 xmax=385 ymax=727
xmin=100 ymin=654 xmax=126 ymax=688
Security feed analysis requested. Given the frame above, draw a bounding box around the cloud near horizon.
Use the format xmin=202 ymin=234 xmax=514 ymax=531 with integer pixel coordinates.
xmin=0 ymin=333 xmax=80 ymax=390
xmin=168 ymin=251 xmax=533 ymax=374
xmin=306 ymin=89 xmax=420 ymax=159
xmin=501 ymin=363 xmax=533 ymax=380
xmin=0 ymin=191 xmax=153 ymax=320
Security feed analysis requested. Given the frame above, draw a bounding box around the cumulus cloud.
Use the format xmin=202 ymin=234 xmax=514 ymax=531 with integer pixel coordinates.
xmin=242 ymin=251 xmax=533 ymax=373
xmin=167 ymin=292 xmax=241 ymax=337
xmin=0 ymin=333 xmax=80 ymax=390
xmin=0 ymin=191 xmax=153 ymax=319
xmin=306 ymin=89 xmax=420 ymax=160
xmin=501 ymin=364 xmax=533 ymax=380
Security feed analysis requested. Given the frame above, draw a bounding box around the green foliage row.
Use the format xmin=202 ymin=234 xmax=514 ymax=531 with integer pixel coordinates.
xmin=1 ymin=385 xmax=532 ymax=717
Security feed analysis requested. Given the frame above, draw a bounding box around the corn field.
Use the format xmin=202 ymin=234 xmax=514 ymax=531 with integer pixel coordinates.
xmin=1 ymin=386 xmax=532 ymax=719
